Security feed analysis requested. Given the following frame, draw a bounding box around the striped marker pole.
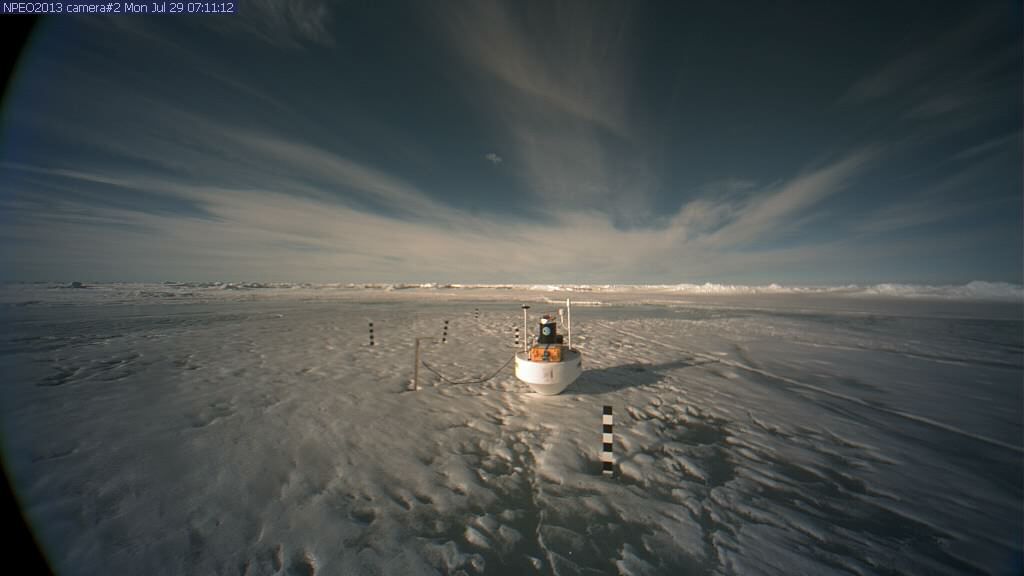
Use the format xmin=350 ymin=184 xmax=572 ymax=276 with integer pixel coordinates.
xmin=474 ymin=308 xmax=479 ymax=320
xmin=442 ymin=320 xmax=448 ymax=344
xmin=601 ymin=406 xmax=614 ymax=475
xmin=368 ymin=322 xmax=375 ymax=346
xmin=514 ymin=326 xmax=519 ymax=347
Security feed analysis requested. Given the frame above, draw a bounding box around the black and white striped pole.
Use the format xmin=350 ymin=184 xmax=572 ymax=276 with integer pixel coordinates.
xmin=474 ymin=308 xmax=479 ymax=320
xmin=514 ymin=326 xmax=519 ymax=348
xmin=601 ymin=406 xmax=614 ymax=475
xmin=442 ymin=320 xmax=448 ymax=344
xmin=368 ymin=322 xmax=375 ymax=346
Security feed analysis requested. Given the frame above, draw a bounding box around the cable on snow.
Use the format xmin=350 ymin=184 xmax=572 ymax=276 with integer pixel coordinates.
xmin=419 ymin=354 xmax=516 ymax=385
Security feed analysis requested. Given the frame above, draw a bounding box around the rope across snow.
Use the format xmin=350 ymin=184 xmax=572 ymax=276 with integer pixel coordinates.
xmin=420 ymin=354 xmax=517 ymax=385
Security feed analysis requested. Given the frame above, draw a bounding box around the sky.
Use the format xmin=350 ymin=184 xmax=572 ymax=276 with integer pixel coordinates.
xmin=0 ymin=0 xmax=1021 ymax=285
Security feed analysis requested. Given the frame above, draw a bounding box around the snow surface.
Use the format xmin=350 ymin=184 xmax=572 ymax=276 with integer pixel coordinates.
xmin=1 ymin=283 xmax=1021 ymax=575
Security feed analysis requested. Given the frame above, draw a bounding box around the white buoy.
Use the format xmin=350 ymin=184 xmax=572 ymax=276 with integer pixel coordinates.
xmin=514 ymin=349 xmax=582 ymax=395
xmin=514 ymin=301 xmax=583 ymax=395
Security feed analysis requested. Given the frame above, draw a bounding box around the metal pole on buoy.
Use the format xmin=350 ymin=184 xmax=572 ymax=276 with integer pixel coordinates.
xmin=567 ymin=298 xmax=572 ymax=349
xmin=521 ymin=305 xmax=530 ymax=353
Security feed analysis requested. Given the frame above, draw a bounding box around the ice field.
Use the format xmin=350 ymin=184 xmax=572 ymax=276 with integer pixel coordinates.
xmin=0 ymin=283 xmax=1021 ymax=575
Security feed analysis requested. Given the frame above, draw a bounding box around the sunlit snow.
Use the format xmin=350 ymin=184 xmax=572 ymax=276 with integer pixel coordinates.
xmin=1 ymin=283 xmax=1021 ymax=575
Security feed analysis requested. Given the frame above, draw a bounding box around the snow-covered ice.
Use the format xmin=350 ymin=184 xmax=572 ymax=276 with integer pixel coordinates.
xmin=1 ymin=283 xmax=1021 ymax=575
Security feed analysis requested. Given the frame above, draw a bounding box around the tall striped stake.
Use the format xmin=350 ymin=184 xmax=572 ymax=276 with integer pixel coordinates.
xmin=601 ymin=406 xmax=614 ymax=475
xmin=474 ymin=308 xmax=479 ymax=320
xmin=514 ymin=326 xmax=519 ymax=348
xmin=368 ymin=322 xmax=375 ymax=346
xmin=442 ymin=320 xmax=448 ymax=344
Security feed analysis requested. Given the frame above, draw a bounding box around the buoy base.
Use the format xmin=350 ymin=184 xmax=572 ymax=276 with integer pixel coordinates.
xmin=514 ymin=349 xmax=582 ymax=395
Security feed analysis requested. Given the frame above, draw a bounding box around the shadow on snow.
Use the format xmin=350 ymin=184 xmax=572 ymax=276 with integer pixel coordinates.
xmin=570 ymin=357 xmax=718 ymax=395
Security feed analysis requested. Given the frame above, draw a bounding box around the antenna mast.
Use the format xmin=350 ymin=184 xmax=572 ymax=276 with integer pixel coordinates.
xmin=567 ymin=297 xmax=571 ymax=349
xmin=521 ymin=304 xmax=530 ymax=353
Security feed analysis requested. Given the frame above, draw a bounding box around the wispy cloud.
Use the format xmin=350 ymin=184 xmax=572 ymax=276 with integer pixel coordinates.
xmin=839 ymin=4 xmax=1017 ymax=147
xmin=857 ymin=145 xmax=1020 ymax=234
xmin=3 ymin=1 xmax=1017 ymax=284
xmin=4 ymin=175 xmax=989 ymax=284
xmin=842 ymin=7 xmax=1001 ymax=105
xmin=2 ymin=130 xmax=883 ymax=284
xmin=0 ymin=33 xmax=883 ymax=284
xmin=223 ymin=130 xmax=455 ymax=221
xmin=94 ymin=0 xmax=334 ymax=49
xmin=856 ymin=198 xmax=966 ymax=234
xmin=904 ymin=94 xmax=965 ymax=119
xmin=236 ymin=0 xmax=335 ymax=48
xmin=445 ymin=0 xmax=658 ymax=226
xmin=950 ymin=132 xmax=1020 ymax=162
xmin=844 ymin=45 xmax=936 ymax=104
xmin=702 ymin=149 xmax=876 ymax=248
xmin=447 ymin=0 xmax=631 ymax=135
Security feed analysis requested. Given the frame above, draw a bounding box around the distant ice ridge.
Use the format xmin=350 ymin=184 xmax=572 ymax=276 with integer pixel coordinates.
xmin=186 ymin=281 xmax=1022 ymax=300
xmin=660 ymin=280 xmax=1024 ymax=300
xmin=857 ymin=281 xmax=1024 ymax=300
xmin=259 ymin=281 xmax=1022 ymax=298
xmin=3 ymin=280 xmax=1021 ymax=302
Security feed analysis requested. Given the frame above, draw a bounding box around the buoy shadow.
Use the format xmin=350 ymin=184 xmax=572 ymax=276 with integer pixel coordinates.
xmin=570 ymin=358 xmax=718 ymax=395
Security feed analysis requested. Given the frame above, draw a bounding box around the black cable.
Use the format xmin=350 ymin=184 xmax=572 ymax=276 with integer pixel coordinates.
xmin=420 ymin=354 xmax=517 ymax=385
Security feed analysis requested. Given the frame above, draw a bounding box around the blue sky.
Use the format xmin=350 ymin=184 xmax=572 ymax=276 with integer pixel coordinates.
xmin=0 ymin=0 xmax=1021 ymax=284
